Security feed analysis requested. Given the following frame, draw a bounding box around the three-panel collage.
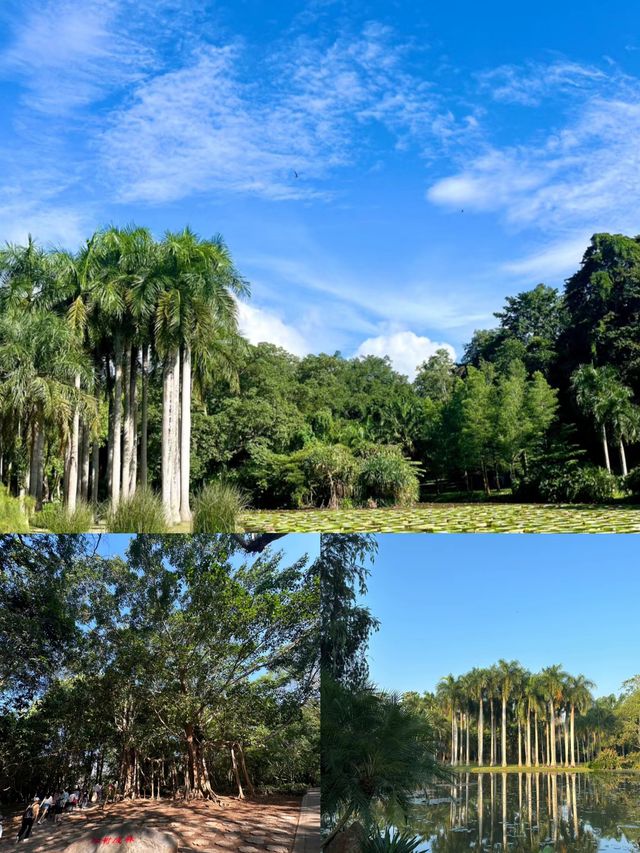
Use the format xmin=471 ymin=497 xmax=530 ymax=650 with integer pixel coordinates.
xmin=1 ymin=1 xmax=639 ymax=852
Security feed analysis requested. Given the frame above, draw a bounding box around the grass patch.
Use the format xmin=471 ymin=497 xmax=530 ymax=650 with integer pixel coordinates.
xmin=192 ymin=481 xmax=249 ymax=533
xmin=33 ymin=500 xmax=93 ymax=533
xmin=105 ymin=488 xmax=167 ymax=533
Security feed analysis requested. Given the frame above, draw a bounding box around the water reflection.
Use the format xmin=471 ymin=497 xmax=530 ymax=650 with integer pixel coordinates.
xmin=406 ymin=772 xmax=640 ymax=853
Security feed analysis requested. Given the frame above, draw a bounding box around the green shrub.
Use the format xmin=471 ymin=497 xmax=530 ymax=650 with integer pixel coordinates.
xmin=299 ymin=443 xmax=358 ymax=508
xmin=356 ymin=446 xmax=420 ymax=507
xmin=589 ymin=748 xmax=621 ymax=770
xmin=105 ymin=488 xmax=167 ymax=533
xmin=363 ymin=829 xmax=422 ymax=853
xmin=624 ymin=467 xmax=640 ymax=497
xmin=192 ymin=481 xmax=249 ymax=532
xmin=34 ymin=500 xmax=93 ymax=533
xmin=0 ymin=485 xmax=30 ymax=532
xmin=513 ymin=461 xmax=618 ymax=503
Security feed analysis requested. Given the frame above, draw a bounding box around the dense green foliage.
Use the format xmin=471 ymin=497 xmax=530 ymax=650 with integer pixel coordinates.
xmin=404 ymin=661 xmax=640 ymax=770
xmin=0 ymin=535 xmax=319 ymax=802
xmin=2 ymin=230 xmax=640 ymax=523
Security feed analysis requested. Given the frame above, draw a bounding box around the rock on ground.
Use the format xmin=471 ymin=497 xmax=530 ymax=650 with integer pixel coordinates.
xmin=63 ymin=825 xmax=178 ymax=852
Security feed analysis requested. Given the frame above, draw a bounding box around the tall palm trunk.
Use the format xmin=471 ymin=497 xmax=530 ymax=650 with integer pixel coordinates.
xmin=601 ymin=423 xmax=611 ymax=472
xmin=478 ymin=698 xmax=484 ymax=766
xmin=80 ymin=422 xmax=90 ymax=501
xmin=501 ymin=695 xmax=507 ymax=767
xmin=526 ymin=704 xmax=532 ymax=766
xmin=563 ymin=717 xmax=569 ymax=767
xmin=121 ymin=345 xmax=132 ymax=501
xmin=111 ymin=336 xmax=124 ymax=508
xmin=619 ymin=438 xmax=628 ymax=476
xmin=549 ymin=701 xmax=556 ymax=767
xmin=534 ymin=709 xmax=539 ymax=766
xmin=66 ymin=373 xmax=81 ymax=512
xmin=179 ymin=342 xmax=192 ymax=522
xmin=140 ymin=345 xmax=149 ymax=486
xmin=490 ymin=700 xmax=496 ymax=766
xmin=162 ymin=348 xmax=181 ymax=524
xmin=569 ymin=705 xmax=576 ymax=766
xmin=128 ymin=347 xmax=138 ymax=496
xmin=91 ymin=440 xmax=99 ymax=505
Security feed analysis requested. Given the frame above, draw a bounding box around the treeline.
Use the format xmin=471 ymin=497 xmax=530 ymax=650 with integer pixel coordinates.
xmin=187 ymin=232 xmax=640 ymax=506
xmin=2 ymin=230 xmax=640 ymax=518
xmin=0 ymin=535 xmax=319 ymax=803
xmin=402 ymin=661 xmax=640 ymax=770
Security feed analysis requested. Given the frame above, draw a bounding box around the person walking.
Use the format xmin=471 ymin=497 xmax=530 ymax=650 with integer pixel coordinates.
xmin=37 ymin=794 xmax=53 ymax=823
xmin=16 ymin=798 xmax=39 ymax=842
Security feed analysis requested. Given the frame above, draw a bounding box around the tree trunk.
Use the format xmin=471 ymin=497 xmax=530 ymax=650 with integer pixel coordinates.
xmin=180 ymin=343 xmax=192 ymax=522
xmin=162 ymin=350 xmax=179 ymax=522
xmin=66 ymin=373 xmax=82 ymax=511
xmin=112 ymin=337 xmax=124 ymax=508
xmin=549 ymin=702 xmax=556 ymax=767
xmin=80 ymin=423 xmax=90 ymax=501
xmin=501 ymin=695 xmax=507 ymax=767
xmin=140 ymin=345 xmax=150 ymax=486
xmin=91 ymin=440 xmax=100 ymax=505
xmin=237 ymin=744 xmax=255 ymax=798
xmin=490 ymin=700 xmax=495 ymax=766
xmin=128 ymin=347 xmax=138 ymax=496
xmin=601 ymin=423 xmax=611 ymax=473
xmin=563 ymin=717 xmax=569 ymax=767
xmin=230 ymin=745 xmax=244 ymax=799
xmin=122 ymin=346 xmax=132 ymax=502
xmin=526 ymin=705 xmax=532 ymax=766
xmin=478 ymin=699 xmax=484 ymax=767
xmin=619 ymin=437 xmax=628 ymax=477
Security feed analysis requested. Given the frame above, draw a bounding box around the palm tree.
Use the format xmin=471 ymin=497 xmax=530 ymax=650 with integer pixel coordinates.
xmin=539 ymin=665 xmax=568 ymax=767
xmin=565 ymin=674 xmax=595 ymax=766
xmin=485 ymin=666 xmax=499 ymax=766
xmin=154 ymin=229 xmax=247 ymax=523
xmin=571 ymin=364 xmax=635 ymax=473
xmin=467 ymin=667 xmax=488 ymax=766
xmin=322 ymin=677 xmax=448 ymax=844
xmin=608 ymin=391 xmax=639 ymax=476
xmin=437 ymin=674 xmax=460 ymax=766
xmin=496 ymin=659 xmax=521 ymax=767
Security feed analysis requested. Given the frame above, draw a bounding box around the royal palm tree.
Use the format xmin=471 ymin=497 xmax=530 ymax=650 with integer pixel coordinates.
xmin=437 ymin=674 xmax=460 ymax=766
xmin=565 ymin=674 xmax=595 ymax=767
xmin=539 ymin=665 xmax=568 ymax=767
xmin=154 ymin=229 xmax=247 ymax=523
xmin=467 ymin=667 xmax=487 ymax=766
xmin=571 ymin=364 xmax=633 ymax=473
xmin=496 ymin=660 xmax=521 ymax=766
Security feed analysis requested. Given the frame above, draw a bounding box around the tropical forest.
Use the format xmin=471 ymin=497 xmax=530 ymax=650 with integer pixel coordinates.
xmin=0 ymin=533 xmax=319 ymax=850
xmin=1 ymin=230 xmax=640 ymax=533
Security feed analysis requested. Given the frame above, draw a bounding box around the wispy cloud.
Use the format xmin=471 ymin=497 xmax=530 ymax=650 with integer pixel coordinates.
xmin=99 ymin=23 xmax=446 ymax=203
xmin=428 ymin=64 xmax=640 ymax=236
xmin=477 ymin=59 xmax=607 ymax=106
xmin=0 ymin=0 xmax=153 ymax=115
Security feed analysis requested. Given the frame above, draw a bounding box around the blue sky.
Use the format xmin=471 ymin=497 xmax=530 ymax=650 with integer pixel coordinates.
xmin=95 ymin=532 xmax=319 ymax=564
xmin=364 ymin=534 xmax=639 ymax=698
xmin=2 ymin=1 xmax=640 ymax=375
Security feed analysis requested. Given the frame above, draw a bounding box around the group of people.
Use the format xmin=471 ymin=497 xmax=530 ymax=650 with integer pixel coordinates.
xmin=14 ymin=782 xmax=114 ymax=842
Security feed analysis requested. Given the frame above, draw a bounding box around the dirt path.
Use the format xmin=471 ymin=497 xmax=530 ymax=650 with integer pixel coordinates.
xmin=0 ymin=796 xmax=302 ymax=852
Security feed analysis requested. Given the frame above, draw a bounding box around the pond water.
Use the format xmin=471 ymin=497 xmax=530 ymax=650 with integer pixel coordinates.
xmin=404 ymin=772 xmax=640 ymax=853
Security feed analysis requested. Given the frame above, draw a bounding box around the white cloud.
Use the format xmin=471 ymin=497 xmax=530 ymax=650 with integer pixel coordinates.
xmin=236 ymin=300 xmax=309 ymax=356
xmin=477 ymin=60 xmax=607 ymax=106
xmin=427 ymin=80 xmax=640 ymax=235
xmin=0 ymin=0 xmax=152 ymax=115
xmin=501 ymin=233 xmax=591 ymax=280
xmin=355 ymin=331 xmax=455 ymax=379
xmin=99 ymin=24 xmax=444 ymax=203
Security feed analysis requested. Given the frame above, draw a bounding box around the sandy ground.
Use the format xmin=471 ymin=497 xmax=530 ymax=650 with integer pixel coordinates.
xmin=0 ymin=795 xmax=302 ymax=852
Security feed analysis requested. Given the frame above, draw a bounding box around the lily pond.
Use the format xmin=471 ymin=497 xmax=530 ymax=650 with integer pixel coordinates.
xmin=402 ymin=772 xmax=640 ymax=853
